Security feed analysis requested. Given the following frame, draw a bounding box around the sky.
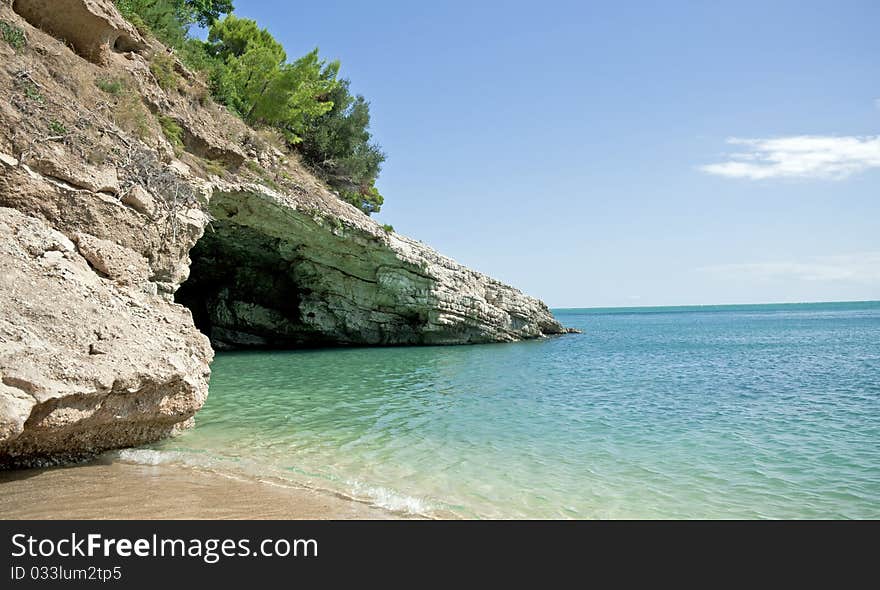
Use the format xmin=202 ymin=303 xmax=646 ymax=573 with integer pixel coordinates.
xmin=230 ymin=0 xmax=879 ymax=307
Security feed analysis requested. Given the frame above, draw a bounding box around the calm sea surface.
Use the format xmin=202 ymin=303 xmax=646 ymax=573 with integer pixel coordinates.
xmin=123 ymin=301 xmax=880 ymax=518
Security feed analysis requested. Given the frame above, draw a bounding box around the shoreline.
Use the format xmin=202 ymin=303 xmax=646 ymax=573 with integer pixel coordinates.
xmin=0 ymin=458 xmax=415 ymax=520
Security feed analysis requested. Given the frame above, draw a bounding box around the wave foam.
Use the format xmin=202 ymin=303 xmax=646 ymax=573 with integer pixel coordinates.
xmin=115 ymin=449 xmax=178 ymax=466
xmin=348 ymin=481 xmax=435 ymax=515
xmin=114 ymin=448 xmax=440 ymax=517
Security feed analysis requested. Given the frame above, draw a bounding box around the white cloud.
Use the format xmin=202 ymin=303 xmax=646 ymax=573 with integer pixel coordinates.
xmin=699 ymin=253 xmax=880 ymax=283
xmin=701 ymin=135 xmax=880 ymax=180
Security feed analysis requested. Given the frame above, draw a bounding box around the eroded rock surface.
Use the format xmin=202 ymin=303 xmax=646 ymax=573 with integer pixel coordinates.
xmin=12 ymin=0 xmax=145 ymax=63
xmin=0 ymin=207 xmax=212 ymax=467
xmin=178 ymin=185 xmax=566 ymax=348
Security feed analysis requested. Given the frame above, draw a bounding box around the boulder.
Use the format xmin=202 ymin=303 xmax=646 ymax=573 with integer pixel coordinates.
xmin=0 ymin=207 xmax=212 ymax=467
xmin=73 ymin=232 xmax=151 ymax=286
xmin=120 ymin=184 xmax=156 ymax=217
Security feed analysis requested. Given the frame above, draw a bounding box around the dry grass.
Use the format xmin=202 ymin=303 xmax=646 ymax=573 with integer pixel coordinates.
xmin=113 ymin=91 xmax=152 ymax=140
xmin=86 ymin=143 xmax=112 ymax=166
xmin=254 ymin=127 xmax=287 ymax=152
xmin=149 ymin=53 xmax=179 ymax=92
xmin=181 ymin=71 xmax=212 ymax=107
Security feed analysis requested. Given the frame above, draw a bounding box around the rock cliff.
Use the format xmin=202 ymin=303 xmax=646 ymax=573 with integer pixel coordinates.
xmin=178 ymin=183 xmax=566 ymax=348
xmin=0 ymin=0 xmax=570 ymax=466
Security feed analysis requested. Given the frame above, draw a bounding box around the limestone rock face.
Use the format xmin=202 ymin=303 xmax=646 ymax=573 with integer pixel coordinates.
xmin=72 ymin=232 xmax=152 ymax=285
xmin=179 ymin=184 xmax=566 ymax=348
xmin=29 ymin=146 xmax=120 ymax=194
xmin=0 ymin=207 xmax=212 ymax=467
xmin=0 ymin=0 xmax=571 ymax=466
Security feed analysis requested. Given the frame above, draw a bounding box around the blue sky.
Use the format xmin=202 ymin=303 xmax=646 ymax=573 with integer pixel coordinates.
xmin=231 ymin=0 xmax=879 ymax=307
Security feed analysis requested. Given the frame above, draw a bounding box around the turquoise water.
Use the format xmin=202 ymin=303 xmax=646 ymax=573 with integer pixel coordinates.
xmin=130 ymin=301 xmax=880 ymax=518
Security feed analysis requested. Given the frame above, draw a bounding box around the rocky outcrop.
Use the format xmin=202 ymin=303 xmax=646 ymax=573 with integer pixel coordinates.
xmin=0 ymin=0 xmax=571 ymax=466
xmin=11 ymin=0 xmax=146 ymax=63
xmin=0 ymin=206 xmax=212 ymax=467
xmin=179 ymin=184 xmax=566 ymax=348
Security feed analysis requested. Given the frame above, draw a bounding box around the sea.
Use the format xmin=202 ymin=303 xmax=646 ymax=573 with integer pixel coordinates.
xmin=118 ymin=301 xmax=880 ymax=519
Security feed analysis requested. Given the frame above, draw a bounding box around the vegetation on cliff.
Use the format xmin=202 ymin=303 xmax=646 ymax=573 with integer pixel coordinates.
xmin=114 ymin=0 xmax=385 ymax=214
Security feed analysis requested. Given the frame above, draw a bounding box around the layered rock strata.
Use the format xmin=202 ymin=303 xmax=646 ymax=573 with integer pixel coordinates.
xmin=178 ymin=184 xmax=566 ymax=348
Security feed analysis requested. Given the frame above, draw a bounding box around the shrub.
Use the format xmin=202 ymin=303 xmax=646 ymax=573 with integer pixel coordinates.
xmin=340 ymin=184 xmax=383 ymax=215
xmin=150 ymin=53 xmax=179 ymax=91
xmin=20 ymin=81 xmax=44 ymax=104
xmin=0 ymin=20 xmax=26 ymax=50
xmin=244 ymin=159 xmax=279 ymax=190
xmin=381 ymin=224 xmax=394 ymax=233
xmin=201 ymin=158 xmax=226 ymax=177
xmin=157 ymin=114 xmax=184 ymax=147
xmin=96 ymin=76 xmax=126 ymax=95
xmin=48 ymin=120 xmax=68 ymax=136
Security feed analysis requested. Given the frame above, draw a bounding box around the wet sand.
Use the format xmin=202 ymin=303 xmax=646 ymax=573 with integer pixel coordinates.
xmin=0 ymin=459 xmax=409 ymax=520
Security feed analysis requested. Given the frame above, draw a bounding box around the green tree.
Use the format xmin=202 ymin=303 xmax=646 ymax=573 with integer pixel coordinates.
xmin=206 ymin=14 xmax=284 ymax=60
xmin=340 ymin=184 xmax=384 ymax=215
xmin=114 ymin=5 xmax=389 ymax=214
xmin=299 ymin=79 xmax=386 ymax=214
xmin=116 ymin=0 xmax=232 ymax=43
xmin=114 ymin=0 xmax=232 ymax=73
xmin=185 ymin=0 xmax=233 ymax=25
xmin=212 ymin=44 xmax=283 ymax=117
xmin=208 ymin=16 xmax=339 ymax=142
xmin=115 ymin=0 xmax=188 ymax=46
xmin=255 ymin=50 xmax=339 ymax=139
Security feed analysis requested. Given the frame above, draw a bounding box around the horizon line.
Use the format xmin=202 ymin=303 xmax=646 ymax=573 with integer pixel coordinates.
xmin=550 ymin=299 xmax=880 ymax=311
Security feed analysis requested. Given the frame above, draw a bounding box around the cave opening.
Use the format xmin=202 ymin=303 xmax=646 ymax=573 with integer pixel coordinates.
xmin=175 ymin=220 xmax=329 ymax=350
xmin=13 ymin=0 xmax=144 ymax=62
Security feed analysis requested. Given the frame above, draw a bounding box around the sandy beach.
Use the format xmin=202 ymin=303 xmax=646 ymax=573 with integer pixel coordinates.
xmin=0 ymin=458 xmax=409 ymax=520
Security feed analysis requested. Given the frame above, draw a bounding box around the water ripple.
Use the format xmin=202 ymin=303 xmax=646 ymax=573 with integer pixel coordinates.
xmin=146 ymin=302 xmax=880 ymax=519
